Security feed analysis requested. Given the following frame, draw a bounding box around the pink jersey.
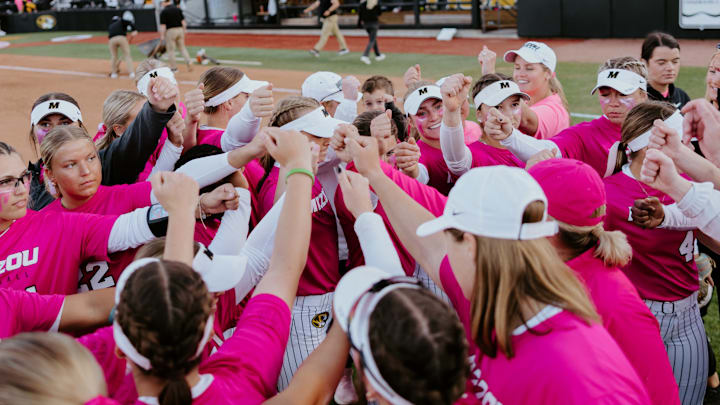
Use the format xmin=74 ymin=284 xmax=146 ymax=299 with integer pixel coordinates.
xmin=43 ymin=183 xmax=152 ymax=292
xmin=530 ymin=93 xmax=570 ymax=140
xmin=604 ymin=171 xmax=698 ymax=301
xmin=550 ymin=115 xmax=621 ymax=177
xmin=438 ymin=257 xmax=650 ymax=404
xmin=567 ymin=248 xmax=680 ymax=405
xmin=202 ymin=289 xmax=246 ymax=360
xmin=137 ymin=102 xmax=187 ymax=182
xmin=0 ymin=288 xmax=64 ymax=338
xmin=0 ymin=210 xmax=116 ymax=294
xmin=197 ymin=126 xmax=224 ymax=148
xmin=467 ymin=141 xmax=525 ymax=169
xmin=417 ymin=139 xmax=455 ymax=196
xmin=258 ymin=166 xmax=339 ymax=296
xmin=463 ymin=120 xmax=482 ymax=145
xmin=85 ymin=294 xmax=290 ymax=405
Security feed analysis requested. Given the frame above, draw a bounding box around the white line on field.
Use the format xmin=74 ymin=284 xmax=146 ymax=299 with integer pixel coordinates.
xmin=571 ymin=112 xmax=600 ymax=119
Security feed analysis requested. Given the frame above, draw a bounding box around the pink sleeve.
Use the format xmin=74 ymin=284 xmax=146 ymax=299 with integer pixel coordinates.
xmin=531 ymin=96 xmax=569 ymax=140
xmin=202 ymin=294 xmax=291 ymax=398
xmin=548 ymin=127 xmax=583 ymax=160
xmin=378 ymin=161 xmax=447 ymax=216
xmin=68 ymin=212 xmax=117 ymax=262
xmin=4 ymin=289 xmax=64 ymax=334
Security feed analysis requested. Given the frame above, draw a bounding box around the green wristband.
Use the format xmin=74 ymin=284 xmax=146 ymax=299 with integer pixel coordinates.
xmin=285 ymin=168 xmax=314 ymax=183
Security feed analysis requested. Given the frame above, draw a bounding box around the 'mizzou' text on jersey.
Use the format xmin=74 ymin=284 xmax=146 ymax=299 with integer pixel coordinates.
xmin=0 ymin=247 xmax=39 ymax=274
xmin=310 ymin=190 xmax=329 ymax=213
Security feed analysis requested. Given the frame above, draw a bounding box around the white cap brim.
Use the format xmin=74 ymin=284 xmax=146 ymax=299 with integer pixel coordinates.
xmin=280 ymin=107 xmax=344 ymax=138
xmin=333 ymin=266 xmax=393 ymax=333
xmin=473 ymin=80 xmax=529 ymax=109
xmin=416 ymin=215 xmax=457 ymax=237
xmin=590 ymin=69 xmax=647 ymax=96
xmin=30 ymin=100 xmax=83 ymax=126
xmin=504 ymin=49 xmax=543 ymax=65
xmin=403 ymin=85 xmax=443 ymax=116
xmin=324 ymin=91 xmax=363 ymax=104
xmin=192 ymin=247 xmax=248 ymax=293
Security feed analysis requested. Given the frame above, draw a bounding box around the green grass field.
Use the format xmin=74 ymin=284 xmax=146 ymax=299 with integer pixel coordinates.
xmin=3 ymin=31 xmax=720 ymax=356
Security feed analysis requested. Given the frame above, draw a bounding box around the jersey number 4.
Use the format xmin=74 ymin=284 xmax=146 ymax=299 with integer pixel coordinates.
xmin=78 ymin=261 xmax=115 ymax=292
xmin=679 ymin=231 xmax=695 ymax=263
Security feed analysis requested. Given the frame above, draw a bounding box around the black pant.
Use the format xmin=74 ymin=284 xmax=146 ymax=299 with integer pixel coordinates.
xmin=363 ymin=22 xmax=380 ymax=57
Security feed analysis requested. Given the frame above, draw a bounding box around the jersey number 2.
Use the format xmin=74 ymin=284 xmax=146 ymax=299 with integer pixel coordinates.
xmin=78 ymin=261 xmax=115 ymax=292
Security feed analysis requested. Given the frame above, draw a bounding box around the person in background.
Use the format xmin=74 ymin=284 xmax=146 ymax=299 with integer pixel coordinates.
xmin=357 ymin=0 xmax=384 ymax=65
xmin=107 ymin=14 xmax=137 ymax=79
xmin=159 ymin=0 xmax=192 ymax=72
xmin=705 ymin=48 xmax=720 ymax=110
xmin=641 ymin=32 xmax=690 ymax=109
xmin=304 ymin=0 xmax=349 ymax=57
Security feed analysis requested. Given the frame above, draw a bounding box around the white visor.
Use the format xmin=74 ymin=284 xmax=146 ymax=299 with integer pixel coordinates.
xmin=591 ymin=69 xmax=647 ymax=96
xmin=403 ymin=85 xmax=442 ymax=116
xmin=191 ymin=243 xmax=248 ymax=293
xmin=280 ymin=107 xmax=345 ymax=138
xmin=30 ymin=100 xmax=83 ymax=126
xmin=473 ymin=80 xmax=530 ymax=109
xmin=204 ymin=74 xmax=269 ymax=107
xmin=627 ymin=110 xmax=684 ymax=152
xmin=136 ymin=67 xmax=178 ymax=97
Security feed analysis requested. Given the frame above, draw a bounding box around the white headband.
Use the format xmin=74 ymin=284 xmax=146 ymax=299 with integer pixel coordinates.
xmin=30 ymin=100 xmax=83 ymax=126
xmin=627 ymin=110 xmax=684 ymax=152
xmin=280 ymin=107 xmax=329 ymax=131
xmin=204 ymin=75 xmax=269 ymax=107
xmin=350 ymin=282 xmax=420 ymax=405
xmin=113 ymin=258 xmax=215 ymax=371
xmin=403 ymin=85 xmax=442 ymax=116
xmin=473 ymin=80 xmax=529 ymax=109
xmin=591 ymin=69 xmax=647 ymax=95
xmin=136 ymin=67 xmax=177 ymax=97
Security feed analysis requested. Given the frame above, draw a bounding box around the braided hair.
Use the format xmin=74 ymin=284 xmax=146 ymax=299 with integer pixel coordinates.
xmin=116 ymin=260 xmax=214 ymax=405
xmin=613 ymin=100 xmax=676 ymax=174
xmin=366 ymin=288 xmax=468 ymax=404
xmin=257 ymin=96 xmax=319 ymax=191
xmin=598 ymin=56 xmax=649 ymax=82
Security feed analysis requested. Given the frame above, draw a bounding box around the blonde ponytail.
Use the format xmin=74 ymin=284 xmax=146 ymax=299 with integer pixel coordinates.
xmin=557 ymin=220 xmax=632 ymax=267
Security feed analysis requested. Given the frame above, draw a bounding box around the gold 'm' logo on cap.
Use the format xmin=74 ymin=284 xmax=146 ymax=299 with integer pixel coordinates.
xmin=311 ymin=312 xmax=329 ymax=328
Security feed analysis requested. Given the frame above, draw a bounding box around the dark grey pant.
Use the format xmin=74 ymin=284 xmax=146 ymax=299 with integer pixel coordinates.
xmin=363 ymin=22 xmax=380 ymax=57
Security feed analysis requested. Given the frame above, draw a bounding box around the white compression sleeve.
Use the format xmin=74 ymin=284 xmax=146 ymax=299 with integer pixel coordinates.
xmin=499 ymin=128 xmax=561 ymax=162
xmin=440 ymin=123 xmax=472 ymax=176
xmin=658 ymin=204 xmax=697 ymax=231
xmin=334 ymin=99 xmax=358 ymax=123
xmin=174 ymin=152 xmax=237 ymax=188
xmin=208 ymin=188 xmax=252 ymax=255
xmin=233 ymin=194 xmax=285 ymax=303
xmin=107 ymin=207 xmax=155 ymax=253
xmin=354 ymin=212 xmax=404 ymax=276
xmin=148 ymin=140 xmax=183 ymax=178
xmin=677 ymin=182 xmax=720 ymax=240
xmin=416 ymin=163 xmax=430 ymax=185
xmin=221 ymin=102 xmax=261 ymax=152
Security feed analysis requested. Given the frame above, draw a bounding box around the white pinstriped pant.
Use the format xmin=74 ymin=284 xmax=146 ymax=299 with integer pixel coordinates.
xmin=645 ymin=292 xmax=708 ymax=405
xmin=276 ymin=292 xmax=334 ymax=391
xmin=413 ymin=264 xmax=451 ymax=306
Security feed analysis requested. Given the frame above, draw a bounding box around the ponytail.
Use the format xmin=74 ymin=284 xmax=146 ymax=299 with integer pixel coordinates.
xmin=158 ymin=374 xmax=192 ymax=405
xmin=613 ymin=142 xmax=629 ymax=175
xmin=548 ymin=74 xmax=570 ymax=120
xmin=557 ymin=220 xmax=632 ymax=267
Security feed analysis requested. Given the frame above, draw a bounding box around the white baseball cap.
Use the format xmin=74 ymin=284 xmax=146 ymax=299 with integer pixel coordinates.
xmin=403 ymin=84 xmax=443 ymax=116
xmin=504 ymin=41 xmax=557 ymax=73
xmin=30 ymin=99 xmax=83 ymax=126
xmin=136 ymin=67 xmax=178 ymax=98
xmin=205 ymin=74 xmax=269 ymax=107
xmin=473 ymin=79 xmax=529 ymax=109
xmin=192 ymin=243 xmax=248 ymax=293
xmin=280 ymin=106 xmax=345 ymax=138
xmin=302 ymin=71 xmax=362 ymax=104
xmin=416 ymin=166 xmax=558 ymax=239
xmin=590 ymin=69 xmax=648 ymax=96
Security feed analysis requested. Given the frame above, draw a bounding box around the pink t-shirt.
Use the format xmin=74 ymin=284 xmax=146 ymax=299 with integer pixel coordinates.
xmin=530 ymin=93 xmax=570 ymax=140
xmin=438 ymin=257 xmax=650 ymax=405
xmin=418 ymin=139 xmax=455 ymax=196
xmin=43 ymin=183 xmax=152 ymax=292
xmin=78 ymin=326 xmax=137 ymax=403
xmin=550 ymin=116 xmax=621 ymax=178
xmin=567 ymin=248 xmax=680 ymax=405
xmin=604 ymin=170 xmax=698 ymax=301
xmin=0 ymin=210 xmax=116 ymax=294
xmin=0 ymin=288 xmax=64 ymax=338
xmin=137 ymin=102 xmax=187 ymax=182
xmin=463 ymin=120 xmax=482 ymax=145
xmin=258 ymin=166 xmax=339 ymax=296
xmin=467 ymin=141 xmax=525 ymax=169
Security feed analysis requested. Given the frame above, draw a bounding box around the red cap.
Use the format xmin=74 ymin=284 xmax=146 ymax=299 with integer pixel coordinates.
xmin=528 ymin=159 xmax=606 ymax=227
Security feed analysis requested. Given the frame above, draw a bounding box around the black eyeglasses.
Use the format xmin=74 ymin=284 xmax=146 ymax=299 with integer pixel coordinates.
xmin=0 ymin=170 xmax=32 ymax=192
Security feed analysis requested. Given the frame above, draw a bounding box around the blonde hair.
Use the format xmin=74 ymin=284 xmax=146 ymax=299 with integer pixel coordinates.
xmin=547 ymin=67 xmax=570 ymax=115
xmin=136 ymin=237 xmax=201 ymax=260
xmin=40 ymin=126 xmax=95 ymax=172
xmin=599 ymin=57 xmax=649 ymax=83
xmin=134 ymin=59 xmax=168 ymax=85
xmin=705 ymin=52 xmax=720 ymax=108
xmin=447 ymin=201 xmax=599 ymax=359
xmin=200 ymin=67 xmax=246 ymax=114
xmin=613 ymin=101 xmax=676 ymax=174
xmin=0 ymin=332 xmax=107 ymax=405
xmin=556 ymin=213 xmax=632 ymax=267
xmin=97 ymin=90 xmax=144 ymax=151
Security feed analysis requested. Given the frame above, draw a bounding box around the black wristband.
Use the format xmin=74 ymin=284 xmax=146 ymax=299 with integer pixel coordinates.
xmin=146 ymin=204 xmax=169 ymax=237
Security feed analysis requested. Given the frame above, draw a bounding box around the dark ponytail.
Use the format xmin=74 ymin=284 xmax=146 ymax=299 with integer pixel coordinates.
xmin=159 ymin=374 xmax=192 ymax=405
